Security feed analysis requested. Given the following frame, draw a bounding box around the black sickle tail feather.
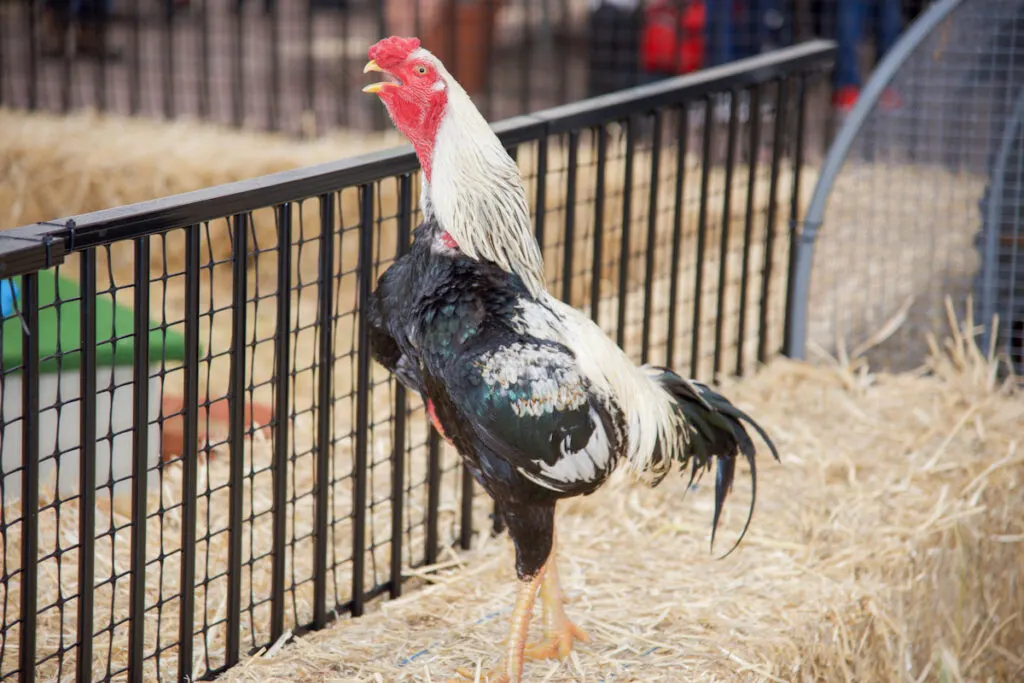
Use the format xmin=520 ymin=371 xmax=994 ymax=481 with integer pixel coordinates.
xmin=651 ymin=368 xmax=781 ymax=559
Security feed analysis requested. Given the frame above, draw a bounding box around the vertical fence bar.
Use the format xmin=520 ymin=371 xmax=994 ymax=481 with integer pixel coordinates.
xmin=736 ymin=85 xmax=762 ymax=376
xmin=270 ymin=204 xmax=293 ymax=641
xmin=519 ymin=0 xmax=531 ymax=114
xmin=758 ymin=78 xmax=789 ymax=364
xmin=269 ymin=0 xmax=281 ymax=131
xmin=314 ymin=194 xmax=335 ymax=626
xmin=199 ymin=0 xmax=211 ymax=119
xmin=129 ymin=0 xmax=141 ymax=115
xmin=666 ymin=104 xmax=689 ymax=370
xmin=27 ymin=5 xmax=37 ymax=109
xmin=225 ymin=214 xmax=248 ymax=666
xmin=691 ymin=99 xmax=714 ymax=379
xmin=425 ymin=432 xmax=441 ymax=566
xmin=641 ymin=110 xmax=663 ymax=364
xmin=482 ymin=0 xmax=497 ymax=119
xmin=94 ymin=4 xmax=108 ymax=113
xmin=162 ymin=1 xmax=174 ymax=119
xmin=783 ymin=74 xmax=808 ymax=357
xmin=616 ymin=117 xmax=636 ymax=349
xmin=60 ymin=22 xmax=73 ymax=113
xmin=127 ymin=237 xmax=150 ymax=683
xmin=352 ymin=186 xmax=373 ymax=616
xmin=445 ymin=0 xmax=458 ymax=109
xmin=304 ymin=2 xmax=315 ymax=128
xmin=557 ymin=10 xmax=570 ymax=108
xmin=76 ymin=251 xmax=98 ymax=683
xmin=371 ymin=1 xmax=387 ymax=131
xmin=177 ymin=225 xmax=201 ymax=683
xmin=562 ymin=130 xmax=579 ymax=304
xmin=591 ymin=126 xmax=607 ymax=322
xmin=459 ymin=465 xmax=474 ymax=551
xmin=232 ymin=2 xmax=245 ymax=127
xmin=338 ymin=3 xmax=352 ymax=128
xmin=534 ymin=135 xmax=548 ymax=250
xmin=391 ymin=176 xmax=412 ymax=597
xmin=713 ymin=90 xmax=740 ymax=378
xmin=19 ymin=272 xmax=39 ymax=683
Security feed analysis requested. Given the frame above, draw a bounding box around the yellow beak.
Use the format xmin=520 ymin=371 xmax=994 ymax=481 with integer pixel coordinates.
xmin=362 ymin=60 xmax=392 ymax=94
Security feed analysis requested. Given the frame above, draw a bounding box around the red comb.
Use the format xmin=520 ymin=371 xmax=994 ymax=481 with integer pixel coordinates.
xmin=368 ymin=36 xmax=421 ymax=69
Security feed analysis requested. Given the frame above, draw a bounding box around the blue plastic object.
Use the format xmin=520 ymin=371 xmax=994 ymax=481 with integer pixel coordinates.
xmin=0 ymin=279 xmax=18 ymax=318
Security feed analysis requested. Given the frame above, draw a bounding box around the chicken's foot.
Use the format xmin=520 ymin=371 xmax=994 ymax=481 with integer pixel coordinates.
xmin=524 ymin=536 xmax=589 ymax=662
xmin=452 ymin=570 xmax=544 ymax=683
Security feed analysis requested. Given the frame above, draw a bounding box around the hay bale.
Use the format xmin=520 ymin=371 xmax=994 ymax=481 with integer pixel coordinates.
xmin=218 ymin=312 xmax=1024 ymax=683
xmin=0 ymin=107 xmax=405 ymax=278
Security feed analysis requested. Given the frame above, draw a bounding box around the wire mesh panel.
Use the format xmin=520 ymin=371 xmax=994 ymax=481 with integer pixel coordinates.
xmin=0 ymin=43 xmax=832 ymax=681
xmin=799 ymin=0 xmax=1024 ymax=375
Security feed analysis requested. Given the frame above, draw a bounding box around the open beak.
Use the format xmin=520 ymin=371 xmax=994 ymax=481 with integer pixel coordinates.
xmin=362 ymin=60 xmax=396 ymax=94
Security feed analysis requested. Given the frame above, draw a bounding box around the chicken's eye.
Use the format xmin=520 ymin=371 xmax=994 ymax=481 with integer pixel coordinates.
xmin=414 ymin=65 xmax=428 ymax=76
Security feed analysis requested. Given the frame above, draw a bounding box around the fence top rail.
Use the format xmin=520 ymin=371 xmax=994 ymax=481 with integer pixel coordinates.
xmin=0 ymin=40 xmax=834 ymax=279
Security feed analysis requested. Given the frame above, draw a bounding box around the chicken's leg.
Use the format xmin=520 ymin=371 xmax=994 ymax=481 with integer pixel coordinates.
xmin=454 ymin=570 xmax=544 ymax=682
xmin=524 ymin=532 xmax=589 ymax=661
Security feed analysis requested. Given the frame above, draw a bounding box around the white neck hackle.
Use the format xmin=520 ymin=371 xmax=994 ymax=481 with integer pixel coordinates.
xmin=413 ymin=48 xmax=547 ymax=299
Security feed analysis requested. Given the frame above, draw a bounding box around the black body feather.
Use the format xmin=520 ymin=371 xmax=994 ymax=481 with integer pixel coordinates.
xmin=368 ymin=218 xmax=779 ymax=575
xmin=368 ymin=219 xmax=625 ymax=578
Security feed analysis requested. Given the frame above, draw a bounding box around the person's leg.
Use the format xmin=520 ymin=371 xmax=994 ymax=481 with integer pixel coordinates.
xmin=876 ymin=0 xmax=904 ymax=57
xmin=832 ymin=0 xmax=866 ymax=110
xmin=834 ymin=0 xmax=865 ymax=91
xmin=874 ymin=0 xmax=905 ymax=108
xmin=707 ymin=0 xmax=735 ymax=66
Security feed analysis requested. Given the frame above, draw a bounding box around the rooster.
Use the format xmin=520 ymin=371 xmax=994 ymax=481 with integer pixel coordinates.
xmin=362 ymin=36 xmax=779 ymax=683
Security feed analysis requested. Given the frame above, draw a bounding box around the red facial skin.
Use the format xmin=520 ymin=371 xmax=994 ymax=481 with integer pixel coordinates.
xmin=367 ymin=36 xmax=461 ymax=255
xmin=367 ymin=37 xmax=448 ymax=183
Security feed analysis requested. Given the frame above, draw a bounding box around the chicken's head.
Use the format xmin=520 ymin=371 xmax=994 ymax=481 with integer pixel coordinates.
xmin=363 ymin=36 xmax=449 ymax=178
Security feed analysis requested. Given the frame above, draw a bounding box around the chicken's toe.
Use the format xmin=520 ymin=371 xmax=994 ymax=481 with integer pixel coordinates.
xmin=524 ymin=619 xmax=589 ymax=661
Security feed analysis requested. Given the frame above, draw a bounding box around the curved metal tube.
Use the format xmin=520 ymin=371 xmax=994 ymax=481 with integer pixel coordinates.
xmin=783 ymin=0 xmax=964 ymax=359
xmin=979 ymin=87 xmax=1024 ymax=354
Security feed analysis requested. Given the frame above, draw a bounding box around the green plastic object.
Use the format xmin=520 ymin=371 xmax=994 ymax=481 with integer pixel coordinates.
xmin=1 ymin=269 xmax=189 ymax=374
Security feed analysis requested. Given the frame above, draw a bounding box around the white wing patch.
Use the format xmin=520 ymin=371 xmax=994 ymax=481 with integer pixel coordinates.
xmin=517 ymin=407 xmax=613 ymax=491
xmin=475 ymin=343 xmax=588 ymax=416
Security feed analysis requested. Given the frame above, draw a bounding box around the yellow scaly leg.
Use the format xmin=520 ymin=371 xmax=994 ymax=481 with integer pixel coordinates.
xmin=524 ymin=532 xmax=589 ymax=662
xmin=453 ymin=570 xmax=544 ymax=683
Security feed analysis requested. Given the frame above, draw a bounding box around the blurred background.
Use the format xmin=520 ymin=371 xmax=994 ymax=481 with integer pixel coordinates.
xmin=0 ymin=0 xmax=928 ymax=140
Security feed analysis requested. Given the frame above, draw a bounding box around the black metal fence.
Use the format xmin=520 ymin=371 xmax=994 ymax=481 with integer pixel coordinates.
xmin=0 ymin=0 xmax=870 ymax=136
xmin=0 ymin=41 xmax=833 ymax=681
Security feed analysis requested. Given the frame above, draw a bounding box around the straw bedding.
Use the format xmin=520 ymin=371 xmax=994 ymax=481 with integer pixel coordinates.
xmin=218 ymin=303 xmax=1024 ymax=683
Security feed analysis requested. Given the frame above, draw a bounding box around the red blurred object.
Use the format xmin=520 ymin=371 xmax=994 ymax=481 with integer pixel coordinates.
xmin=831 ymin=86 xmax=904 ymax=113
xmin=832 ymin=85 xmax=860 ymax=112
xmin=161 ymin=393 xmax=274 ymax=462
xmin=641 ymin=0 xmax=707 ymax=75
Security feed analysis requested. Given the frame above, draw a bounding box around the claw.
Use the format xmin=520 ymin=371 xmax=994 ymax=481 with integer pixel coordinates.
xmin=524 ymin=619 xmax=590 ymax=661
